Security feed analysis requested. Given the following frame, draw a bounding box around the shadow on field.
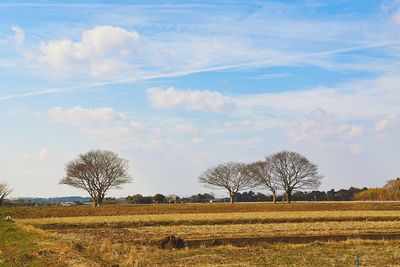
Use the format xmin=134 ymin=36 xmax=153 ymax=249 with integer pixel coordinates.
xmin=183 ymin=232 xmax=400 ymax=248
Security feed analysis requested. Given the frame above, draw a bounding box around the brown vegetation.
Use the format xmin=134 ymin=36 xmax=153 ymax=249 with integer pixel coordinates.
xmin=354 ymin=178 xmax=400 ymax=201
xmin=4 ymin=202 xmax=400 ymax=266
xmin=3 ymin=202 xmax=400 ymax=219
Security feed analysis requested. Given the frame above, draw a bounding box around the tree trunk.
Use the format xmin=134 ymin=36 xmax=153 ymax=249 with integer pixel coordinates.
xmin=229 ymin=192 xmax=235 ymax=204
xmin=93 ymin=197 xmax=102 ymax=207
xmin=0 ymin=198 xmax=3 ymax=207
xmin=272 ymin=192 xmax=277 ymax=204
xmin=97 ymin=195 xmax=105 ymax=207
xmin=287 ymin=190 xmax=292 ymax=204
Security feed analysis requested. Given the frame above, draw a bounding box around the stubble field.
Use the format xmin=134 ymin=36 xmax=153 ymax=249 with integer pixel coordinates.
xmin=2 ymin=202 xmax=400 ymax=266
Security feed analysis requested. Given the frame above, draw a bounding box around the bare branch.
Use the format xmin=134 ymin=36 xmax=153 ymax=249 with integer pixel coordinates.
xmin=0 ymin=181 xmax=12 ymax=206
xmin=247 ymin=161 xmax=280 ymax=203
xmin=199 ymin=162 xmax=254 ymax=203
xmin=60 ymin=149 xmax=132 ymax=207
xmin=267 ymin=151 xmax=322 ymax=203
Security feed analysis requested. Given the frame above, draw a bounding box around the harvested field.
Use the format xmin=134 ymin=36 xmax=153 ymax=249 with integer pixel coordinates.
xmin=49 ymin=220 xmax=400 ymax=247
xmin=2 ymin=201 xmax=400 ymax=219
xmin=19 ymin=210 xmax=400 ymax=228
xmin=4 ymin=202 xmax=400 ymax=266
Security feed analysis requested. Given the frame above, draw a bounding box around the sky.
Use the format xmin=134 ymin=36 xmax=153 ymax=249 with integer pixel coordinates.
xmin=0 ymin=0 xmax=399 ymax=198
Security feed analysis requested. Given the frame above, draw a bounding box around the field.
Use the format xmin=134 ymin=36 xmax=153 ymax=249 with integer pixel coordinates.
xmin=2 ymin=202 xmax=400 ymax=266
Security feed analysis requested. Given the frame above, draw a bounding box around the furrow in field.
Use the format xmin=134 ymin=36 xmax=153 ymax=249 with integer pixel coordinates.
xmin=19 ymin=210 xmax=400 ymax=229
xmin=45 ymin=221 xmax=400 ymax=245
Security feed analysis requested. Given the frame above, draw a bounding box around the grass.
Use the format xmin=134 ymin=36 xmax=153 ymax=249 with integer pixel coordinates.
xmin=19 ymin=210 xmax=400 ymax=228
xmin=3 ymin=202 xmax=400 ymax=266
xmin=2 ymin=201 xmax=400 ymax=219
xmin=0 ymin=220 xmax=62 ymax=266
xmin=0 ymin=219 xmax=103 ymax=266
xmin=83 ymin=239 xmax=400 ymax=266
xmin=47 ymin=220 xmax=400 ymax=247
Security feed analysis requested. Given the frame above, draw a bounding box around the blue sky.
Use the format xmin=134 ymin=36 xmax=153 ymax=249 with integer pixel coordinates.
xmin=1 ymin=0 xmax=400 ymax=198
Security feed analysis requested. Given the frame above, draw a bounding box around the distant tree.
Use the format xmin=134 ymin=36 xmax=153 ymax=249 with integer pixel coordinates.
xmin=267 ymin=151 xmax=322 ymax=203
xmin=126 ymin=194 xmax=144 ymax=204
xmin=236 ymin=191 xmax=256 ymax=202
xmin=167 ymin=194 xmax=180 ymax=203
xmin=353 ymin=188 xmax=386 ymax=201
xmin=153 ymin=194 xmax=167 ymax=204
xmin=127 ymin=195 xmax=153 ymax=204
xmin=247 ymin=161 xmax=280 ymax=203
xmin=60 ymin=150 xmax=131 ymax=207
xmin=199 ymin=162 xmax=254 ymax=204
xmin=384 ymin=178 xmax=400 ymax=200
xmin=190 ymin=193 xmax=215 ymax=203
xmin=0 ymin=182 xmax=12 ymax=206
xmin=236 ymin=191 xmax=269 ymax=202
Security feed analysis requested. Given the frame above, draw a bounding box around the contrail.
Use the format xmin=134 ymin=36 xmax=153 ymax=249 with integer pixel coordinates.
xmin=0 ymin=42 xmax=394 ymax=101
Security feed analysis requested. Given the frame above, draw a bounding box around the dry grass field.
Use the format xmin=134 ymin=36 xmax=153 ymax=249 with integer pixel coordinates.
xmin=2 ymin=202 xmax=400 ymax=266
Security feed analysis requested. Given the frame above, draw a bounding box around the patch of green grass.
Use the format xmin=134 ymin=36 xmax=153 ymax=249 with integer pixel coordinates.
xmin=0 ymin=220 xmax=62 ymax=266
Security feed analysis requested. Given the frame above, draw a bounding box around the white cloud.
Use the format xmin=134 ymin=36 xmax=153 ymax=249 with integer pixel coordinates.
xmin=0 ymin=26 xmax=24 ymax=46
xmin=47 ymin=106 xmax=138 ymax=140
xmin=337 ymin=124 xmax=364 ymax=140
xmin=48 ymin=106 xmax=125 ymax=126
xmin=18 ymin=147 xmax=49 ymax=162
xmin=285 ymin=110 xmax=363 ymax=142
xmin=37 ymin=148 xmax=48 ymax=162
xmin=38 ymin=25 xmax=140 ymax=76
xmin=147 ymin=87 xmax=235 ymax=113
xmin=11 ymin=26 xmax=25 ymax=46
xmin=190 ymin=137 xmax=203 ymax=145
xmin=147 ymin=75 xmax=400 ymax=121
xmin=171 ymin=123 xmax=198 ymax=133
xmin=47 ymin=106 xmax=176 ymax=150
xmin=375 ymin=114 xmax=399 ymax=132
xmin=348 ymin=144 xmax=362 ymax=155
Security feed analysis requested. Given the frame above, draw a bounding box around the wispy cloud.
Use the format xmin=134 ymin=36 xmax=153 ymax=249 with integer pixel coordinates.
xmin=1 ymin=1 xmax=399 ymax=100
xmin=146 ymin=74 xmax=400 ymax=120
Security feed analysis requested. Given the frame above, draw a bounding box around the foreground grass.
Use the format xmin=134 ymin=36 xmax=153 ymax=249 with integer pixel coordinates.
xmin=0 ymin=220 xmax=61 ymax=266
xmin=85 ymin=239 xmax=400 ymax=266
xmin=0 ymin=220 xmax=102 ymax=267
xmin=4 ymin=202 xmax=400 ymax=266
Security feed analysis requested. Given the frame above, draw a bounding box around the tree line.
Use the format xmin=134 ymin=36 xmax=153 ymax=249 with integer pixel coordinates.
xmin=0 ymin=149 xmax=397 ymax=207
xmin=0 ymin=187 xmax=370 ymax=206
xmin=125 ymin=188 xmax=367 ymax=204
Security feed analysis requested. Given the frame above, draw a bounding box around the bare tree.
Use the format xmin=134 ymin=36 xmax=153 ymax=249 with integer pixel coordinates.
xmin=199 ymin=162 xmax=253 ymax=204
xmin=0 ymin=181 xmax=12 ymax=206
xmin=247 ymin=161 xmax=279 ymax=203
xmin=384 ymin=178 xmax=400 ymax=200
xmin=60 ymin=150 xmax=131 ymax=207
xmin=267 ymin=151 xmax=322 ymax=203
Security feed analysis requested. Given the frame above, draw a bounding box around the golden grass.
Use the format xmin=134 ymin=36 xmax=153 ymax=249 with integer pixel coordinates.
xmin=83 ymin=239 xmax=400 ymax=266
xmin=9 ymin=203 xmax=400 ymax=266
xmin=127 ymin=220 xmax=400 ymax=240
xmin=18 ymin=210 xmax=400 ymax=227
xmin=43 ymin=220 xmax=400 ymax=247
